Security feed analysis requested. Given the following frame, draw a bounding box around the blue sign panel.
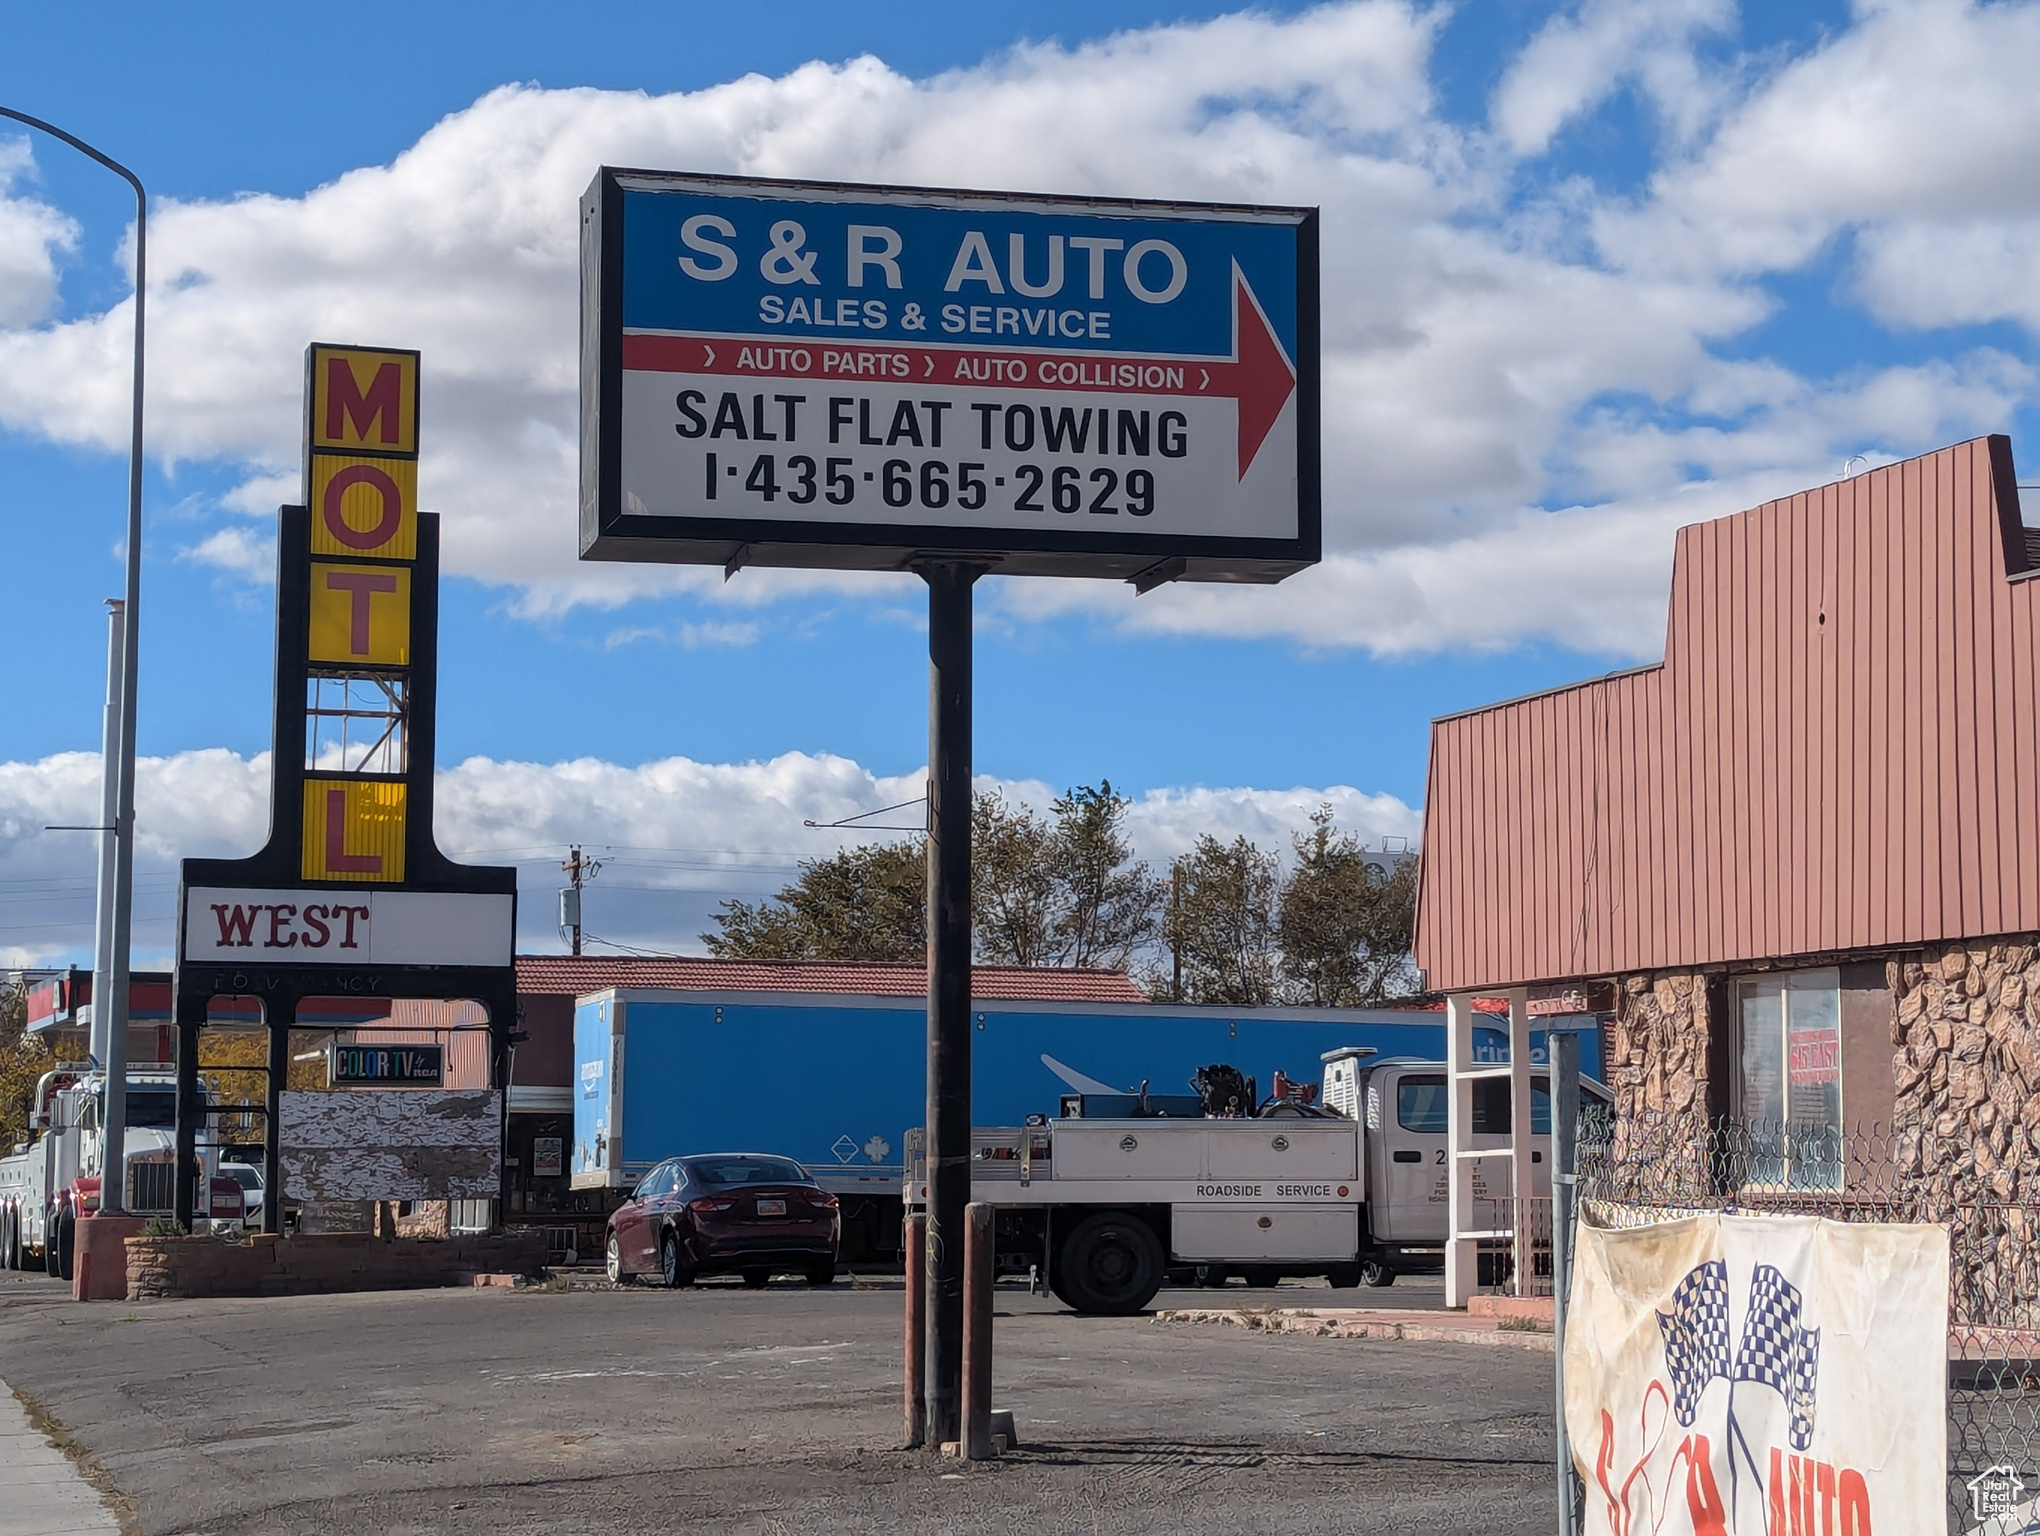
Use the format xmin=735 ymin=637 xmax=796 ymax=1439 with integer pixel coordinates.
xmin=579 ymin=169 xmax=1319 ymax=583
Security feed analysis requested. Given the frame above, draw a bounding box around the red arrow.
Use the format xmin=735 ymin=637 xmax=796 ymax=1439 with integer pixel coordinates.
xmin=1218 ymin=267 xmax=1296 ymax=479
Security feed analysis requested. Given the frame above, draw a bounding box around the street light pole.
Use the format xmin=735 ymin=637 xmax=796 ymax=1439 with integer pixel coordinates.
xmin=3 ymin=107 xmax=146 ymax=1215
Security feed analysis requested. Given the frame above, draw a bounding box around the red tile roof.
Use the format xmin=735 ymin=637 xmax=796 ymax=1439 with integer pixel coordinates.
xmin=514 ymin=954 xmax=1147 ymax=1004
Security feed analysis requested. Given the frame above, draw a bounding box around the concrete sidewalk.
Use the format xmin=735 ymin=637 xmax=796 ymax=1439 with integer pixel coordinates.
xmin=0 ymin=1379 xmax=120 ymax=1536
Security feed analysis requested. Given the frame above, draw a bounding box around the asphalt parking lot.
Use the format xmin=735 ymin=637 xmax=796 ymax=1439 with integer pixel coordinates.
xmin=0 ymin=1267 xmax=1555 ymax=1534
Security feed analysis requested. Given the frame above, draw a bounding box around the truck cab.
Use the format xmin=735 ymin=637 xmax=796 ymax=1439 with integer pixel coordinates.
xmin=0 ymin=1066 xmax=244 ymax=1279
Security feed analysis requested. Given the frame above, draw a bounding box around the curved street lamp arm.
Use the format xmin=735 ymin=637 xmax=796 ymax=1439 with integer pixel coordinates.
xmin=1 ymin=104 xmax=146 ymax=1217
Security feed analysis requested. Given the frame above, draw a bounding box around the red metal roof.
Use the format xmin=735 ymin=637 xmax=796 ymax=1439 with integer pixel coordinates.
xmin=1415 ymin=435 xmax=2040 ymax=993
xmin=514 ymin=954 xmax=1148 ymax=1003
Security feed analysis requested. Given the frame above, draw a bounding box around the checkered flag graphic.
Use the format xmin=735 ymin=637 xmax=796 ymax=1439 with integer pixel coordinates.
xmin=1731 ymin=1263 xmax=1820 ymax=1450
xmin=1655 ymin=1260 xmax=1733 ymax=1425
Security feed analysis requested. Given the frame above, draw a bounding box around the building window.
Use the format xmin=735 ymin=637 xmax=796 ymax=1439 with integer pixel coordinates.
xmin=1734 ymin=968 xmax=1843 ymax=1190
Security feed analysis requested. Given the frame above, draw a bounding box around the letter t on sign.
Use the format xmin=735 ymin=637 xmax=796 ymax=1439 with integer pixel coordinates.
xmin=325 ymin=570 xmax=399 ymax=656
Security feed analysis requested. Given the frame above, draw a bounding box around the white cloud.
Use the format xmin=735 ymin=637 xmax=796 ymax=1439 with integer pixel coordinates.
xmin=1491 ymin=0 xmax=1734 ymax=157
xmin=0 ymin=748 xmax=1417 ymax=968
xmin=180 ymin=525 xmax=276 ymax=583
xmin=1 ymin=2 xmax=2036 ymax=660
xmin=0 ymin=138 xmax=77 ymax=327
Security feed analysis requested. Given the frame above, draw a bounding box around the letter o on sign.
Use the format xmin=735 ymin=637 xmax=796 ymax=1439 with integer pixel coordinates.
xmin=321 ymin=463 xmax=405 ymax=550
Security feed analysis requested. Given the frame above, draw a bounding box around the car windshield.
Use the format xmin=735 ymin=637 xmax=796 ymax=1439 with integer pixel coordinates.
xmin=687 ymin=1156 xmax=811 ymax=1188
xmin=224 ymin=1166 xmax=262 ymax=1191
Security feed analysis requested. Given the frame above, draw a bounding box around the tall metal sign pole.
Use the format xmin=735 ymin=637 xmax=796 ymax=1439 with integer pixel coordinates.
xmin=578 ymin=167 xmax=1319 ymax=1448
xmin=921 ymin=557 xmax=980 ymax=1444
xmin=1 ymin=107 xmax=146 ymax=1212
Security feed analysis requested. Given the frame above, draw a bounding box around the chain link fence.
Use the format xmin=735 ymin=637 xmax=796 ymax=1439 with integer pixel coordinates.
xmin=1575 ymin=1106 xmax=2040 ymax=1534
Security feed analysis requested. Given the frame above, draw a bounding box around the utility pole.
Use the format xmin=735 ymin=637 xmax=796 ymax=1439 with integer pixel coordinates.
xmin=1170 ymin=865 xmax=1183 ymax=1003
xmin=560 ymin=846 xmax=600 ymax=956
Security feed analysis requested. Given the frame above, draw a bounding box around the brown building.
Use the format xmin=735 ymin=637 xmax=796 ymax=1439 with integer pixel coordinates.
xmin=1414 ymin=436 xmax=2040 ymax=1203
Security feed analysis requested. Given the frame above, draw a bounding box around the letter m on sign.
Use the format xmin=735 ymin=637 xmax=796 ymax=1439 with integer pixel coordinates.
xmin=310 ymin=344 xmax=418 ymax=454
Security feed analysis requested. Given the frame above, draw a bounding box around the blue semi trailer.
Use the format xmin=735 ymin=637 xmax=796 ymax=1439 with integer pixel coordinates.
xmin=571 ymin=987 xmax=1602 ymax=1262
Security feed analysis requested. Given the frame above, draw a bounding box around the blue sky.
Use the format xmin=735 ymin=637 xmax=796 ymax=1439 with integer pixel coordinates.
xmin=6 ymin=0 xmax=2039 ymax=963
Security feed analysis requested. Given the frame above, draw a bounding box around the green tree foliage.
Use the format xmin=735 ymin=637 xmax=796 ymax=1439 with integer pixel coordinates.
xmin=1154 ymin=834 xmax=1283 ymax=1005
xmin=973 ymin=782 xmax=1161 ymax=970
xmin=703 ymin=840 xmax=927 ymax=962
xmin=0 ymin=978 xmax=54 ymax=1152
xmin=1277 ymin=805 xmax=1421 ymax=1006
xmin=704 ymin=782 xmax=1161 ymax=967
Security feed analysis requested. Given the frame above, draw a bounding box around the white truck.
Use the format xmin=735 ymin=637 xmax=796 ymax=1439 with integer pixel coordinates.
xmin=0 ymin=1063 xmax=244 ymax=1279
xmin=906 ymin=1049 xmax=1607 ymax=1314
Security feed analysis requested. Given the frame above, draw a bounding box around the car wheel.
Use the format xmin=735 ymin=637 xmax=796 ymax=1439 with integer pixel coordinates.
xmin=805 ymin=1261 xmax=836 ymax=1287
xmin=1058 ymin=1211 xmax=1165 ymax=1316
xmin=605 ymin=1232 xmax=627 ymax=1285
xmin=52 ymin=1210 xmax=73 ymax=1283
xmin=740 ymin=1267 xmax=771 ymax=1289
xmin=2 ymin=1207 xmax=16 ymax=1271
xmin=659 ymin=1232 xmax=694 ymax=1289
xmin=1361 ymin=1258 xmax=1396 ymax=1288
xmin=1240 ymin=1266 xmax=1281 ymax=1289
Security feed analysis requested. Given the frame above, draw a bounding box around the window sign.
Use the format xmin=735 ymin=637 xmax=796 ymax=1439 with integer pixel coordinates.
xmin=1736 ymin=968 xmax=1844 ymax=1189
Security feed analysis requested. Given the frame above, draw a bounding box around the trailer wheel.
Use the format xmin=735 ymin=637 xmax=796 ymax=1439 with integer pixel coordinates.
xmin=1057 ymin=1211 xmax=1164 ymax=1316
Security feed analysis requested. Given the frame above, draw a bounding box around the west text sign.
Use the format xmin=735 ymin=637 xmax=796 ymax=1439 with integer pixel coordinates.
xmin=580 ymin=170 xmax=1318 ymax=585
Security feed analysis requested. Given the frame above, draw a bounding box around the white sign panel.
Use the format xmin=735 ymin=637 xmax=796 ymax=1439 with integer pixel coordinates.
xmin=1565 ymin=1214 xmax=1948 ymax=1536
xmin=183 ymin=887 xmax=514 ymax=967
xmin=580 ymin=169 xmax=1319 ymax=582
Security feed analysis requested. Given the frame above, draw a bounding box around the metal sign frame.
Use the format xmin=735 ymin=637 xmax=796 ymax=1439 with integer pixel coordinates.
xmin=170 ymin=344 xmax=517 ymax=1230
xmin=579 ymin=167 xmax=1320 ymax=585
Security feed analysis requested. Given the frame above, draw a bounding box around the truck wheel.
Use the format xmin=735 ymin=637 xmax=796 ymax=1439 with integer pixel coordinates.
xmin=1058 ymin=1211 xmax=1164 ymax=1316
xmin=51 ymin=1210 xmax=74 ymax=1282
xmin=1240 ymin=1266 xmax=1281 ymax=1289
xmin=1326 ymin=1263 xmax=1363 ymax=1290
xmin=1361 ymin=1258 xmax=1396 ymax=1288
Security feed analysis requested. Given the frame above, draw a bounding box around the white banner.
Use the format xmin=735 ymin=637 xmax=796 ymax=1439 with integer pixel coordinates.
xmin=1565 ymin=1214 xmax=1948 ymax=1536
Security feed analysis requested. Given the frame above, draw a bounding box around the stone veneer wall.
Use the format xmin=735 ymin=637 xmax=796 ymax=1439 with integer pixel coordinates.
xmin=1605 ymin=972 xmax=1715 ymax=1121
xmin=1889 ymin=936 xmax=2040 ymax=1203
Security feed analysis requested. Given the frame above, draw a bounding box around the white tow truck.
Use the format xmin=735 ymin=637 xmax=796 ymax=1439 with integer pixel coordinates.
xmin=0 ymin=1063 xmax=244 ymax=1279
xmin=906 ymin=1049 xmax=1608 ymax=1314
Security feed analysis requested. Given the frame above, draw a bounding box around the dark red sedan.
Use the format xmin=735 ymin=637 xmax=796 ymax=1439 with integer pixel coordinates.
xmin=605 ymin=1153 xmax=839 ymax=1288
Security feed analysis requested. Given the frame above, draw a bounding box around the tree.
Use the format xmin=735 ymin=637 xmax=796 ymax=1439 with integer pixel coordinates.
xmin=971 ymin=794 xmax=1058 ymax=966
xmin=703 ymin=840 xmax=926 ymax=962
xmin=1154 ymin=835 xmax=1282 ymax=1005
xmin=0 ymin=978 xmax=53 ymax=1152
xmin=973 ymin=782 xmax=1161 ymax=970
xmin=1277 ymin=805 xmax=1421 ymax=1006
xmin=1046 ymin=782 xmax=1160 ymax=970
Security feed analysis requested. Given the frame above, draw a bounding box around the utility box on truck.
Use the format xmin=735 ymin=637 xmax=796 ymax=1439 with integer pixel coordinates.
xmin=571 ymin=987 xmax=1603 ymax=1265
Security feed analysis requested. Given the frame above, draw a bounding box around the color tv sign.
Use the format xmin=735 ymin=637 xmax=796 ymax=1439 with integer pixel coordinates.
xmin=579 ymin=170 xmax=1318 ymax=585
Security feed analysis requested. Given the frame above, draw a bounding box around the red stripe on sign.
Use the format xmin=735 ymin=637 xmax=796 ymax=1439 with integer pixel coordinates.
xmin=622 ymin=272 xmax=1297 ymax=480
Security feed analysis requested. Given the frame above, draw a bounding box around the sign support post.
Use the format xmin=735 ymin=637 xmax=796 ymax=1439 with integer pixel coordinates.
xmin=921 ymin=558 xmax=982 ymax=1448
xmin=1551 ymin=1029 xmax=1581 ymax=1536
